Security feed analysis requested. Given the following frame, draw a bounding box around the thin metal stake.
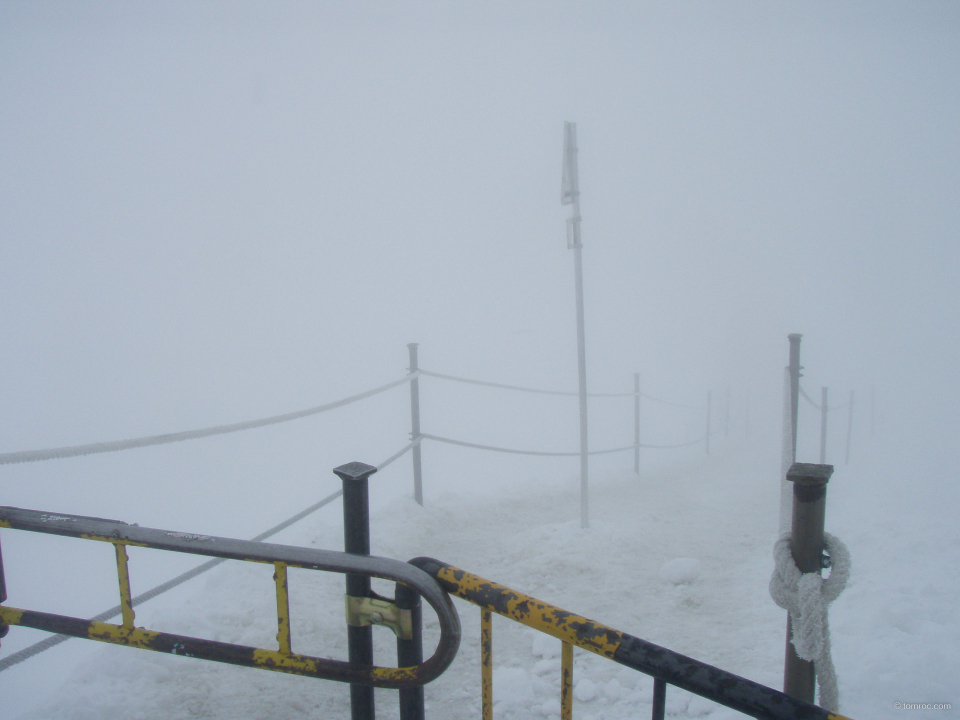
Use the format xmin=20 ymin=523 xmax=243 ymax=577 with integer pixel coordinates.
xmin=652 ymin=678 xmax=667 ymax=720
xmin=408 ymin=343 xmax=424 ymax=506
xmin=396 ymin=581 xmax=424 ymax=720
xmin=561 ymin=642 xmax=573 ymax=720
xmin=481 ymin=609 xmax=493 ymax=720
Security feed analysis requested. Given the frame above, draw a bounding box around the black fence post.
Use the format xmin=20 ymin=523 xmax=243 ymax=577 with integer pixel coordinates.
xmin=335 ymin=461 xmax=379 ymax=720
xmin=0 ymin=533 xmax=8 ymax=647
xmin=782 ymin=462 xmax=834 ymax=703
xmin=408 ymin=343 xmax=424 ymax=506
xmin=396 ymin=581 xmax=424 ymax=720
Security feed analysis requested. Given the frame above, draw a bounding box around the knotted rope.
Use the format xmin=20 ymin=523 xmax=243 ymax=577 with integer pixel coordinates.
xmin=769 ymin=532 xmax=850 ymax=712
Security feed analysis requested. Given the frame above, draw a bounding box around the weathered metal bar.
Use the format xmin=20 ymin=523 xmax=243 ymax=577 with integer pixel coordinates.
xmin=274 ymin=562 xmax=291 ymax=655
xmin=396 ymin=579 xmax=424 ymax=720
xmin=783 ymin=462 xmax=833 ymax=703
xmin=481 ymin=609 xmax=492 ymax=720
xmin=0 ymin=533 xmax=7 ymax=646
xmin=408 ymin=343 xmax=424 ymax=506
xmin=0 ymin=506 xmax=460 ymax=689
xmin=336 ymin=462 xmax=377 ymax=720
xmin=561 ymin=641 xmax=573 ymax=720
xmin=113 ymin=543 xmax=135 ymax=629
xmin=411 ymin=557 xmax=851 ymax=720
xmin=652 ymin=677 xmax=666 ymax=720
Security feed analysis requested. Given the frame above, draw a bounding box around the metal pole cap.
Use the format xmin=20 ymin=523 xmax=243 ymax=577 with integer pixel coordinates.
xmin=333 ymin=462 xmax=378 ymax=482
xmin=786 ymin=462 xmax=834 ymax=485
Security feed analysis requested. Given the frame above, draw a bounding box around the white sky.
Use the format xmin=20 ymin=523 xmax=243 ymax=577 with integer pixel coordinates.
xmin=1 ymin=1 xmax=958 ymax=515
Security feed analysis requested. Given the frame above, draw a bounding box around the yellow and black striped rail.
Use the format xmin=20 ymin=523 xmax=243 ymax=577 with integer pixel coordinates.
xmin=410 ymin=557 xmax=854 ymax=720
xmin=0 ymin=506 xmax=460 ymax=689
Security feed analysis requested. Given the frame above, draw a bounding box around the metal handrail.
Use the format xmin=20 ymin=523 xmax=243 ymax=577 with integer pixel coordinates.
xmin=410 ymin=557 xmax=854 ymax=720
xmin=0 ymin=506 xmax=460 ymax=689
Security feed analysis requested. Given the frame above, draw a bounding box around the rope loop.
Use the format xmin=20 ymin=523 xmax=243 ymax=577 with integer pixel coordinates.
xmin=769 ymin=531 xmax=850 ymax=712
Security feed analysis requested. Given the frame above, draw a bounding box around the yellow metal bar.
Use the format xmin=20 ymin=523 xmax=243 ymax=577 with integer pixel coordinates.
xmin=561 ymin=641 xmax=573 ymax=720
xmin=481 ymin=608 xmax=492 ymax=720
xmin=113 ymin=542 xmax=135 ymax=629
xmin=436 ymin=564 xmax=620 ymax=660
xmin=274 ymin=562 xmax=291 ymax=655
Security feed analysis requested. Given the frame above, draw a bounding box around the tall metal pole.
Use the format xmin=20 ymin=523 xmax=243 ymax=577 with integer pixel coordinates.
xmin=633 ymin=373 xmax=641 ymax=476
xmin=562 ymin=121 xmax=589 ymax=529
xmin=407 ymin=343 xmax=423 ymax=506
xmin=819 ymin=387 xmax=828 ymax=464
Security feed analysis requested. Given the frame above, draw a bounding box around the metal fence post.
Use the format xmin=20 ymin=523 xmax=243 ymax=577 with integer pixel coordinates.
xmin=0 ymin=533 xmax=8 ymax=647
xmin=633 ymin=373 xmax=640 ymax=476
xmin=782 ymin=462 xmax=834 ymax=704
xmin=408 ymin=343 xmax=423 ymax=506
xmin=819 ymin=387 xmax=828 ymax=464
xmin=705 ymin=390 xmax=711 ymax=455
xmin=788 ymin=334 xmax=803 ymax=460
xmin=396 ymin=581 xmax=424 ymax=720
xmin=335 ymin=461 xmax=379 ymax=720
xmin=845 ymin=390 xmax=854 ymax=465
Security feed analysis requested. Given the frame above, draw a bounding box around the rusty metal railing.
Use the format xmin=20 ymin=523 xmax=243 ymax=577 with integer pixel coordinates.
xmin=0 ymin=506 xmax=460 ymax=689
xmin=409 ymin=557 xmax=854 ymax=720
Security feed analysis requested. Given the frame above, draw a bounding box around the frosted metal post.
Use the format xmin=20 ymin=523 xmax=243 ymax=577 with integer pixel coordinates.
xmin=788 ymin=334 xmax=803 ymax=460
xmin=783 ymin=462 xmax=833 ymax=703
xmin=845 ymin=390 xmax=854 ymax=465
xmin=562 ymin=120 xmax=589 ymax=529
xmin=705 ymin=390 xmax=712 ymax=455
xmin=633 ymin=373 xmax=641 ymax=476
xmin=819 ymin=387 xmax=828 ymax=464
xmin=407 ymin=343 xmax=423 ymax=506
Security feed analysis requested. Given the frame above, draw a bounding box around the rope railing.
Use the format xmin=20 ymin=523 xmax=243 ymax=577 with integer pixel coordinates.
xmin=421 ymin=433 xmax=637 ymax=457
xmin=799 ymin=385 xmax=849 ymax=412
xmin=0 ymin=374 xmax=418 ymax=466
xmin=419 ymin=369 xmax=635 ymax=398
xmin=0 ymin=439 xmax=419 ymax=673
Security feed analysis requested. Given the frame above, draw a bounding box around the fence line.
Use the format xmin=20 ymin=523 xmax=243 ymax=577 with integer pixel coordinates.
xmin=419 ymin=369 xmax=634 ymax=398
xmin=0 ymin=439 xmax=419 ymax=673
xmin=421 ymin=433 xmax=637 ymax=457
xmin=799 ymin=385 xmax=849 ymax=412
xmin=0 ymin=374 xmax=418 ymax=466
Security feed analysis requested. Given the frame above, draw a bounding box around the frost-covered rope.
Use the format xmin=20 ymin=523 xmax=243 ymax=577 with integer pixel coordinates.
xmin=768 ymin=532 xmax=850 ymax=712
xmin=640 ymin=435 xmax=708 ymax=449
xmin=0 ymin=374 xmax=417 ymax=465
xmin=419 ymin=369 xmax=634 ymax=398
xmin=421 ymin=433 xmax=635 ymax=457
xmin=0 ymin=437 xmax=418 ymax=672
xmin=639 ymin=392 xmax=697 ymax=410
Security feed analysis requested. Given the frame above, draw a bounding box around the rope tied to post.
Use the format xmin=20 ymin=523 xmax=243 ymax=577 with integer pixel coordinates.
xmin=768 ymin=531 xmax=850 ymax=712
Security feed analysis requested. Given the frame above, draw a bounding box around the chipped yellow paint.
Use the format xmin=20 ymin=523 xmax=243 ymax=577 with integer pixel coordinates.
xmin=113 ymin=542 xmax=136 ymax=629
xmin=273 ymin=562 xmax=291 ymax=655
xmin=0 ymin=606 xmax=24 ymax=625
xmin=88 ymin=620 xmax=165 ymax=648
xmin=560 ymin=641 xmax=573 ymax=720
xmin=435 ymin=564 xmax=622 ymax=659
xmin=480 ymin=609 xmax=492 ymax=720
xmin=0 ymin=520 xmax=11 ymax=529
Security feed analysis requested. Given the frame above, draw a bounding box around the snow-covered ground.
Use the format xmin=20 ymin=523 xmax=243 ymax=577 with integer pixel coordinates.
xmin=4 ymin=428 xmax=957 ymax=720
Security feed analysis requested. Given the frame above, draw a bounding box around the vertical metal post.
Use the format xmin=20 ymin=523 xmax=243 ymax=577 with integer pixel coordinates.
xmin=633 ymin=373 xmax=641 ymax=476
xmin=782 ymin=462 xmax=833 ymax=703
xmin=651 ymin=678 xmax=667 ymax=720
xmin=705 ymin=390 xmax=712 ymax=455
xmin=787 ymin=334 xmax=803 ymax=461
xmin=480 ymin=609 xmax=493 ymax=720
xmin=845 ymin=390 xmax=854 ymax=465
xmin=725 ymin=386 xmax=730 ymax=437
xmin=0 ymin=533 xmax=6 ymax=646
xmin=819 ymin=387 xmax=828 ymax=464
xmin=560 ymin=641 xmax=573 ymax=720
xmin=408 ymin=343 xmax=423 ymax=506
xmin=563 ymin=120 xmax=589 ymax=530
xmin=335 ymin=461 xmax=379 ymax=720
xmin=396 ymin=581 xmax=424 ymax=720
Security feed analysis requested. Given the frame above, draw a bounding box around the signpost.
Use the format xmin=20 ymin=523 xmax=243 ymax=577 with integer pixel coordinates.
xmin=562 ymin=121 xmax=589 ymax=529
